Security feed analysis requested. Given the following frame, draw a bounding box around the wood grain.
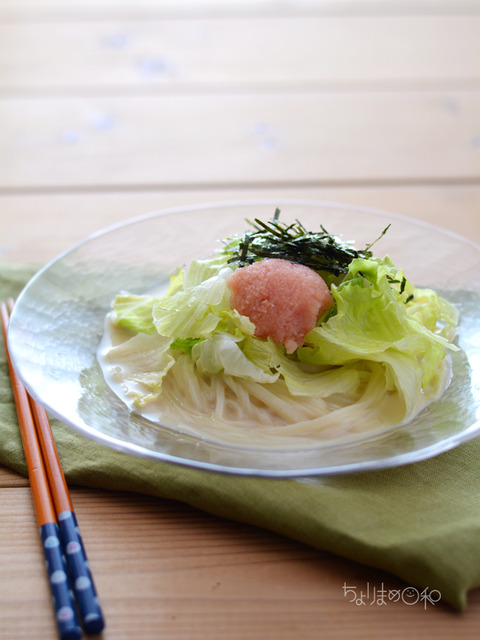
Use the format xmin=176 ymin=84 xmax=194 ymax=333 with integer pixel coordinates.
xmin=1 ymin=16 xmax=479 ymax=91
xmin=1 ymin=1 xmax=480 ymax=638
xmin=1 ymin=0 xmax=480 ymax=20
xmin=1 ymin=92 xmax=479 ymax=189
xmin=1 ymin=486 xmax=479 ymax=640
xmin=0 ymin=465 xmax=28 ymax=487
xmin=1 ymin=185 xmax=479 ymax=263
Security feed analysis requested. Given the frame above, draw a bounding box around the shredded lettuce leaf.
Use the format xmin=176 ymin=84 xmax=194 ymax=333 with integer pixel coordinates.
xmin=109 ymin=244 xmax=458 ymax=424
xmin=113 ymin=294 xmax=159 ymax=334
xmin=191 ymin=332 xmax=280 ymax=384
xmin=104 ymin=332 xmax=175 ymax=406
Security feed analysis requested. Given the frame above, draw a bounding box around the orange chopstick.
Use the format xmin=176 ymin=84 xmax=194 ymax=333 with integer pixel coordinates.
xmin=1 ymin=298 xmax=104 ymax=638
xmin=1 ymin=299 xmax=82 ymax=639
xmin=1 ymin=302 xmax=60 ymax=528
xmin=29 ymin=399 xmax=74 ymax=515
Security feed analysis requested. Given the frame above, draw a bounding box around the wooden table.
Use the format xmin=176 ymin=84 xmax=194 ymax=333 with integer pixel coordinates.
xmin=1 ymin=1 xmax=480 ymax=638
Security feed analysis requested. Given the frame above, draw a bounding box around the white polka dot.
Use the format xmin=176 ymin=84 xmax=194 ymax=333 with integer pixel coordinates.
xmin=57 ymin=606 xmax=74 ymax=622
xmin=58 ymin=511 xmax=72 ymax=522
xmin=50 ymin=570 xmax=68 ymax=584
xmin=75 ymin=576 xmax=92 ymax=591
xmin=66 ymin=541 xmax=81 ymax=554
xmin=84 ymin=613 xmax=101 ymax=623
xmin=44 ymin=536 xmax=60 ymax=548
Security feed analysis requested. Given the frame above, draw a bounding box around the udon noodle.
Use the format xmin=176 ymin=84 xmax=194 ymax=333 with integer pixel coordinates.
xmin=97 ymin=215 xmax=459 ymax=448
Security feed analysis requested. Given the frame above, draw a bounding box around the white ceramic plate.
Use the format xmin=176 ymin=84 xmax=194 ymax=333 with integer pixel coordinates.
xmin=7 ymin=200 xmax=480 ymax=476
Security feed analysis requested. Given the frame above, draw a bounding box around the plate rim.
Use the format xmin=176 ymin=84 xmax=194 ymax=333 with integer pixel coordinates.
xmin=8 ymin=198 xmax=480 ymax=477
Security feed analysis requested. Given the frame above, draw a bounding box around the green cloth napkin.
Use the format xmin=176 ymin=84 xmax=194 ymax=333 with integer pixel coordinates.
xmin=2 ymin=262 xmax=480 ymax=611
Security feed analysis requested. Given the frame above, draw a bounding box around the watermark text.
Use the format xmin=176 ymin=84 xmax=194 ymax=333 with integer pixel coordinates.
xmin=343 ymin=582 xmax=441 ymax=609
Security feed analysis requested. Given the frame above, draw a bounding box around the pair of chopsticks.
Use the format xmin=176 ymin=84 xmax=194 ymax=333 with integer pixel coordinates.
xmin=1 ymin=299 xmax=105 ymax=640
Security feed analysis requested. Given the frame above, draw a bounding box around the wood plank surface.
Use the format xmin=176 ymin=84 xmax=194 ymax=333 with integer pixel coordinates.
xmin=2 ymin=185 xmax=479 ymax=263
xmin=1 ymin=0 xmax=480 ymax=19
xmin=1 ymin=91 xmax=479 ymax=189
xmin=2 ymin=486 xmax=480 ymax=640
xmin=1 ymin=16 xmax=479 ymax=91
xmin=1 ymin=1 xmax=480 ymax=639
xmin=0 ymin=465 xmax=28 ymax=486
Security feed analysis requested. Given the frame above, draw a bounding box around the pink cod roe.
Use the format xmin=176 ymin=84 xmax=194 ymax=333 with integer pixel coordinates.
xmin=226 ymin=258 xmax=333 ymax=353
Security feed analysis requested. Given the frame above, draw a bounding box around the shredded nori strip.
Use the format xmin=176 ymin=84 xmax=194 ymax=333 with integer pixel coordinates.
xmin=225 ymin=208 xmax=390 ymax=277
